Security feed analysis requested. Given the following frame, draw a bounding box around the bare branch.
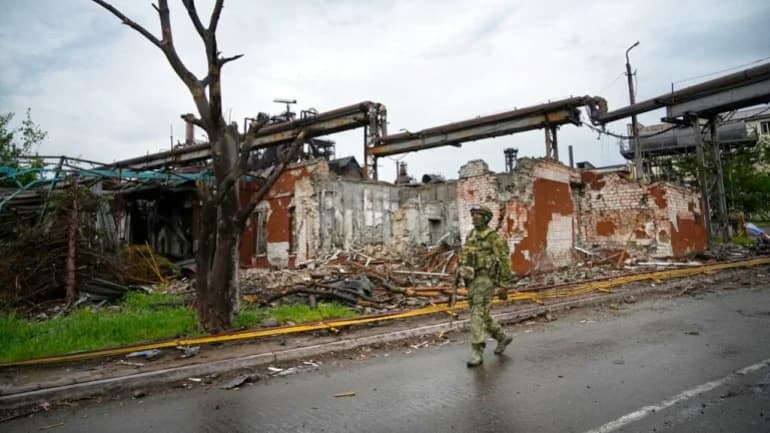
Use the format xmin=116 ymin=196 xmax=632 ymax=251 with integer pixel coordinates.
xmin=181 ymin=0 xmax=207 ymax=38
xmin=91 ymin=0 xmax=162 ymax=48
xmin=209 ymin=0 xmax=225 ymax=33
xmin=201 ymin=75 xmax=212 ymax=88
xmin=181 ymin=113 xmax=206 ymax=130
xmin=237 ymin=131 xmax=307 ymax=226
xmin=237 ymin=117 xmax=269 ymax=170
xmin=219 ymin=53 xmax=244 ymax=68
xmin=213 ymin=167 xmax=243 ymax=206
xmin=92 ymin=0 xmax=210 ymax=124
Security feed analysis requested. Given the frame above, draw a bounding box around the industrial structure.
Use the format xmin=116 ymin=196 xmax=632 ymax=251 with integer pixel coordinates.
xmin=2 ymin=61 xmax=770 ymax=272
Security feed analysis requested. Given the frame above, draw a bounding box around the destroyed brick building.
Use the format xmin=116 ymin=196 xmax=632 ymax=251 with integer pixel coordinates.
xmin=226 ymin=156 xmax=706 ymax=274
xmin=13 ymin=58 xmax=768 ymax=286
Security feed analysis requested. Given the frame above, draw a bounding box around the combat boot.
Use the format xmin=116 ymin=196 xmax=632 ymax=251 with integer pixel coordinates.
xmin=494 ymin=334 xmax=513 ymax=355
xmin=466 ymin=343 xmax=484 ymax=367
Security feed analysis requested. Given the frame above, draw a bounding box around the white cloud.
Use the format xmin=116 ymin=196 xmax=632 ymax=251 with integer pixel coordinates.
xmin=1 ymin=0 xmax=768 ymax=180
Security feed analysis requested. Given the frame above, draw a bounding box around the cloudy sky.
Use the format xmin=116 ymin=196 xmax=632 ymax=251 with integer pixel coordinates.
xmin=1 ymin=0 xmax=769 ymax=182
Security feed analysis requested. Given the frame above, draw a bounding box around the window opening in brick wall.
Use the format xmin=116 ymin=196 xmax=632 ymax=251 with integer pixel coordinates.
xmin=429 ymin=218 xmax=443 ymax=245
xmin=761 ymin=120 xmax=770 ymax=135
xmin=255 ymin=210 xmax=267 ymax=256
xmin=288 ymin=206 xmax=297 ymax=254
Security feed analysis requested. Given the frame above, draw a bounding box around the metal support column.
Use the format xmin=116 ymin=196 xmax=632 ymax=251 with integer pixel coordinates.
xmin=692 ymin=116 xmax=713 ymax=249
xmin=364 ymin=104 xmax=387 ymax=180
xmin=551 ymin=126 xmax=559 ymax=161
xmin=710 ymin=116 xmax=731 ymax=242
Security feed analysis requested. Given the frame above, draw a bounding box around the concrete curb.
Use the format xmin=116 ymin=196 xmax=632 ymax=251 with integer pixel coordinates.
xmin=0 ymin=283 xmax=672 ymax=411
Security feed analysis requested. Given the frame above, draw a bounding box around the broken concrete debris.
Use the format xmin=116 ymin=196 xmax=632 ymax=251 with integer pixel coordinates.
xmin=125 ymin=349 xmax=162 ymax=360
xmin=220 ymin=374 xmax=261 ymax=390
xmin=241 ymin=245 xmax=464 ymax=313
xmin=176 ymin=346 xmax=200 ymax=359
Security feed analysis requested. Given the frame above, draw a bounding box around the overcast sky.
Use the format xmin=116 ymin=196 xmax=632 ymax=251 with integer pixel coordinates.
xmin=1 ymin=0 xmax=769 ymax=182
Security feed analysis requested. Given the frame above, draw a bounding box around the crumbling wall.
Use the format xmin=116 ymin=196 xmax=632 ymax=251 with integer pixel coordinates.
xmin=240 ymin=155 xmax=705 ymax=270
xmin=293 ymin=172 xmax=320 ymax=265
xmin=653 ymin=183 xmax=707 ymax=257
xmin=578 ymin=171 xmax=706 ymax=258
xmin=242 ymin=160 xmax=461 ymax=268
xmin=296 ymin=169 xmax=460 ymax=262
xmin=309 ymin=178 xmax=401 ymax=254
xmin=240 ymin=160 xmax=328 ymax=268
xmin=457 ymin=158 xmax=575 ymax=276
xmin=395 ymin=182 xmax=460 ymax=251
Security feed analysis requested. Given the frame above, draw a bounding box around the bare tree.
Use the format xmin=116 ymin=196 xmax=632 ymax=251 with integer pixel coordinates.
xmin=93 ymin=0 xmax=305 ymax=331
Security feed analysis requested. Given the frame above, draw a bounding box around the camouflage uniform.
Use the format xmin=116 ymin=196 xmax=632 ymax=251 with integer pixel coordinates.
xmin=459 ymin=205 xmax=513 ymax=367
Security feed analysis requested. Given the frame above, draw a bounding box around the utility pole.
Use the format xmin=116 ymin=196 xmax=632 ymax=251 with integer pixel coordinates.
xmin=625 ymin=41 xmax=643 ymax=181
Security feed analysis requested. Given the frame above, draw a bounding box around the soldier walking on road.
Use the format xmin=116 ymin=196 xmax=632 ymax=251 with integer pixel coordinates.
xmin=458 ymin=205 xmax=514 ymax=367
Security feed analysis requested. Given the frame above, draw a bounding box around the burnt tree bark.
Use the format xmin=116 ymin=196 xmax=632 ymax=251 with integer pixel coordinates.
xmin=94 ymin=0 xmax=304 ymax=332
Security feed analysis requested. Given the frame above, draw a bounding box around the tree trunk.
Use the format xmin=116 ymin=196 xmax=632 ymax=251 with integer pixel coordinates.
xmin=195 ymin=128 xmax=241 ymax=332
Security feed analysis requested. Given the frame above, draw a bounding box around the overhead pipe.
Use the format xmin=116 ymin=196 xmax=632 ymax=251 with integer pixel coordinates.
xmin=370 ymin=96 xmax=606 ymax=158
xmin=107 ymin=101 xmax=385 ymax=170
xmin=594 ymin=61 xmax=770 ymax=124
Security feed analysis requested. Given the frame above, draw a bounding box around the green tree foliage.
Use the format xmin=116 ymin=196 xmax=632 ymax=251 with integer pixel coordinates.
xmin=725 ymin=135 xmax=770 ymax=219
xmin=0 ymin=109 xmax=47 ymax=187
xmin=651 ymin=133 xmax=770 ymax=220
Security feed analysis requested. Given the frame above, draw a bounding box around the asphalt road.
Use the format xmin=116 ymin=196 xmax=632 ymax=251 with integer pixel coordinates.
xmin=5 ymin=286 xmax=770 ymax=433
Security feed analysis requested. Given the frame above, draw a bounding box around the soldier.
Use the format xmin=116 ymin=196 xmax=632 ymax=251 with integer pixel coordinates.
xmin=458 ymin=204 xmax=513 ymax=367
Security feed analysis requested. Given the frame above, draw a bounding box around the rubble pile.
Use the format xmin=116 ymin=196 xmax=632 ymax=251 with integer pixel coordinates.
xmin=239 ymin=243 xmax=461 ymax=312
xmin=0 ymin=187 xmax=175 ymax=311
xmin=237 ymin=241 xmax=756 ymax=315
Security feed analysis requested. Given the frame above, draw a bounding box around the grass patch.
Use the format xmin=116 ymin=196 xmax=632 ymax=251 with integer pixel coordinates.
xmin=0 ymin=293 xmax=357 ymax=363
xmin=0 ymin=292 xmax=200 ymax=363
xmin=233 ymin=303 xmax=357 ymax=328
xmin=730 ymin=235 xmax=755 ymax=246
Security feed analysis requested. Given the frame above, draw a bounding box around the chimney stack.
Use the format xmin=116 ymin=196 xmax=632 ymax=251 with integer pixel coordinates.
xmin=185 ymin=120 xmax=194 ymax=146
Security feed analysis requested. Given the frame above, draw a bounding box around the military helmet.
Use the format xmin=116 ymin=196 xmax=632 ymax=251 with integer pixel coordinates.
xmin=470 ymin=205 xmax=493 ymax=221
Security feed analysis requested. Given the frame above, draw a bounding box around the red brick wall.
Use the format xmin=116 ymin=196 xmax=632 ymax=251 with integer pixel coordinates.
xmin=578 ymin=171 xmax=706 ymax=258
xmin=239 ymin=161 xmax=328 ymax=268
xmin=457 ymin=159 xmax=575 ymax=276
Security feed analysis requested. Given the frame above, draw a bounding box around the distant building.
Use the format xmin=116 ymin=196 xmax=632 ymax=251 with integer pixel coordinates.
xmin=576 ymin=161 xmax=630 ymax=175
xmin=327 ymin=156 xmax=363 ymax=180
xmin=620 ymin=104 xmax=770 ymax=182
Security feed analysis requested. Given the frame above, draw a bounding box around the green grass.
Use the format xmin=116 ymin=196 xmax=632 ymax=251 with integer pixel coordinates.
xmin=0 ymin=292 xmax=201 ymax=362
xmin=233 ymin=303 xmax=357 ymax=328
xmin=731 ymin=235 xmax=754 ymax=245
xmin=0 ymin=292 xmax=357 ymax=363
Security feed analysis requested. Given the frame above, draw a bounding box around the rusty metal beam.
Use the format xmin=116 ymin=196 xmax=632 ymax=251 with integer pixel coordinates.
xmin=369 ymin=107 xmax=579 ymax=158
xmin=108 ymin=102 xmax=384 ymax=171
xmin=594 ymin=61 xmax=770 ymax=124
xmin=667 ymin=80 xmax=770 ymax=118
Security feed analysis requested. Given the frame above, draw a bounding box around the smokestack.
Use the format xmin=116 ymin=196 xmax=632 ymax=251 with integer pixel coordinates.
xmin=395 ymin=162 xmax=411 ymax=185
xmin=185 ymin=120 xmax=194 ymax=146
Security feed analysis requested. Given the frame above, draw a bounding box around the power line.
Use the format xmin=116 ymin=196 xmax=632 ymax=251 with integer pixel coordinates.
xmin=672 ymin=56 xmax=770 ymax=87
xmin=596 ymin=71 xmax=625 ymax=94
